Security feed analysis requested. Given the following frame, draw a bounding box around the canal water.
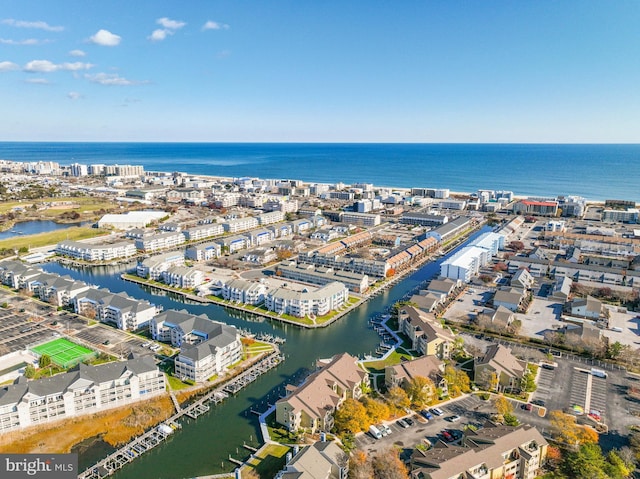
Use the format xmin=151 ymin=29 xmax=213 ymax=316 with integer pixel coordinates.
xmin=0 ymin=220 xmax=87 ymax=241
xmin=42 ymin=227 xmax=489 ymax=478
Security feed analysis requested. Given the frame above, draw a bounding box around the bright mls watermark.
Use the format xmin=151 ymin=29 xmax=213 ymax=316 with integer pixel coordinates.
xmin=0 ymin=454 xmax=77 ymax=478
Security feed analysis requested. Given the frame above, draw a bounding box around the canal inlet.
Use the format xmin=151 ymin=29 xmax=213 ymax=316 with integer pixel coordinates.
xmin=42 ymin=227 xmax=490 ymax=479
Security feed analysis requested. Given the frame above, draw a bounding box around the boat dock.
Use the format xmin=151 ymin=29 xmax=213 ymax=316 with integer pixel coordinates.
xmin=78 ymin=351 xmax=284 ymax=479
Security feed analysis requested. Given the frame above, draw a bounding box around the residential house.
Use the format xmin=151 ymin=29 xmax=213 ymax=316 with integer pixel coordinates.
xmin=569 ymin=295 xmax=605 ymax=320
xmin=493 ymin=288 xmax=526 ymax=312
xmin=385 ymin=356 xmax=447 ymax=396
xmin=276 ymin=441 xmax=347 ymax=479
xmin=511 ymin=269 xmax=534 ymax=290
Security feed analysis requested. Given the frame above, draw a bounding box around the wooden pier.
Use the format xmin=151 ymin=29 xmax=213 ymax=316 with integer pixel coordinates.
xmin=77 ymin=351 xmax=284 ymax=479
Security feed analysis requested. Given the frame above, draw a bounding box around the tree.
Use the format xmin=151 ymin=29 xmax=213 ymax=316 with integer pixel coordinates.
xmin=24 ymin=364 xmax=36 ymax=378
xmin=38 ymin=354 xmax=52 ymax=368
xmin=562 ymin=443 xmax=609 ymax=479
xmin=362 ymin=397 xmax=390 ymax=424
xmin=443 ymin=365 xmax=471 ymax=397
xmin=242 ymin=469 xmax=260 ymax=479
xmin=405 ymin=376 xmax=436 ymax=409
xmin=333 ymin=398 xmax=368 ymax=434
xmin=387 ymin=386 xmax=410 ymax=410
xmin=493 ymin=395 xmax=513 ymax=416
xmin=521 ymin=368 xmax=537 ymax=393
xmin=549 ymin=410 xmax=599 ymax=447
xmin=349 ymin=450 xmax=373 ymax=479
xmin=607 ymin=341 xmax=628 ymax=360
xmin=604 ymin=450 xmax=633 ymax=479
xmin=509 ymin=241 xmax=525 ymax=251
xmin=371 ymin=448 xmax=409 ymax=479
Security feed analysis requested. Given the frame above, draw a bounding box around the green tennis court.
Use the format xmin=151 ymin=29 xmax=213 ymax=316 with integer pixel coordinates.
xmin=32 ymin=338 xmax=96 ymax=367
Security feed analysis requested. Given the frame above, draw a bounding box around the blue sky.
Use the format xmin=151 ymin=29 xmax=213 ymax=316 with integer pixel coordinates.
xmin=0 ymin=1 xmax=638 ymax=142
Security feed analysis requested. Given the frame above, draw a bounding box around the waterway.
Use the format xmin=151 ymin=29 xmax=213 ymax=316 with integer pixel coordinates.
xmin=42 ymin=227 xmax=489 ymax=479
xmin=0 ymin=219 xmax=87 ymax=241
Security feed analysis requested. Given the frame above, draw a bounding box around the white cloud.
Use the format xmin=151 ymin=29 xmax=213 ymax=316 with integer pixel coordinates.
xmin=157 ymin=17 xmax=186 ymax=30
xmin=1 ymin=19 xmax=64 ymax=32
xmin=202 ymin=20 xmax=230 ymax=31
xmin=0 ymin=61 xmax=19 ymax=72
xmin=89 ymin=29 xmax=121 ymax=47
xmin=85 ymin=72 xmax=147 ymax=86
xmin=25 ymin=78 xmax=50 ymax=84
xmin=69 ymin=49 xmax=86 ymax=57
xmin=23 ymin=60 xmax=93 ymax=73
xmin=0 ymin=38 xmax=49 ymax=45
xmin=148 ymin=29 xmax=171 ymax=42
xmin=67 ymin=91 xmax=84 ymax=100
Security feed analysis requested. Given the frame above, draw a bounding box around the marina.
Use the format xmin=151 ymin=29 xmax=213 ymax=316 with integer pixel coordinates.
xmin=77 ymin=351 xmax=284 ymax=479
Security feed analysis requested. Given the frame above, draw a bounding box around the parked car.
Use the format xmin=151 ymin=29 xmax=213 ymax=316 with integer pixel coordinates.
xmin=420 ymin=409 xmax=434 ymax=420
xmin=531 ymin=399 xmax=545 ymax=407
xmin=440 ymin=430 xmax=455 ymax=442
xmin=521 ymin=403 xmax=533 ymax=411
xmin=380 ymin=424 xmax=392 ymax=436
xmin=405 ymin=417 xmax=415 ymax=426
xmin=396 ymin=419 xmax=409 ymax=429
xmin=430 ymin=407 xmax=444 ymax=416
xmin=447 ymin=415 xmax=461 ymax=422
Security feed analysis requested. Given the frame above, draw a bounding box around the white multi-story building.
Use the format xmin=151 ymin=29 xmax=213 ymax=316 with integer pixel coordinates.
xmin=440 ymin=246 xmax=491 ymax=282
xmin=222 ymin=217 xmax=259 ymax=233
xmin=602 ymin=208 xmax=639 ymax=223
xmin=136 ymin=252 xmax=186 ymax=280
xmin=151 ymin=310 xmax=242 ymax=382
xmin=277 ymin=262 xmax=369 ymax=293
xmin=265 ymin=282 xmax=348 ymax=317
xmin=183 ymin=223 xmax=224 ymax=241
xmin=74 ymin=288 xmax=158 ymax=331
xmin=56 ymin=240 xmax=137 ymax=262
xmin=341 ymin=212 xmax=381 ymax=227
xmin=222 ymin=279 xmax=268 ymax=305
xmin=70 ymin=163 xmax=88 ymax=177
xmin=0 ymin=357 xmax=165 ymax=432
xmin=30 ymin=273 xmax=91 ymax=307
xmin=135 ymin=231 xmax=186 ymax=252
xmin=162 ymin=266 xmax=204 ymax=289
xmin=257 ymin=211 xmax=285 ymax=225
xmin=185 ymin=242 xmax=222 ymax=261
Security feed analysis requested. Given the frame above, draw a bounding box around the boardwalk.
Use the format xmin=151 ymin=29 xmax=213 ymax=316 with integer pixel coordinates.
xmin=78 ymin=351 xmax=284 ymax=479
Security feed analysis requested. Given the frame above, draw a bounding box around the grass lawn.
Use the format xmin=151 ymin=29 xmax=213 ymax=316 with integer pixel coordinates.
xmin=165 ymin=374 xmax=191 ymax=391
xmin=0 ymin=196 xmax=115 ymax=215
xmin=243 ymin=443 xmax=291 ymax=479
xmin=0 ymin=227 xmax=109 ymax=252
xmin=363 ymin=350 xmax=415 ymax=371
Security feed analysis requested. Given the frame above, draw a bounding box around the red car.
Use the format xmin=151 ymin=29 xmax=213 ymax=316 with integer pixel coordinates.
xmin=441 ymin=430 xmax=455 ymax=442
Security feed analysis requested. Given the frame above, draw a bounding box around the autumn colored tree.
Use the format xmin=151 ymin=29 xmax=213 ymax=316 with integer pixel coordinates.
xmin=404 ymin=376 xmax=436 ymax=409
xmin=349 ymin=450 xmax=373 ymax=479
xmin=387 ymin=386 xmax=410 ymax=410
xmin=362 ymin=397 xmax=390 ymax=424
xmin=549 ymin=410 xmax=599 ymax=447
xmin=333 ymin=398 xmax=368 ymax=434
xmin=443 ymin=365 xmax=471 ymax=397
xmin=371 ymin=448 xmax=409 ymax=479
xmin=493 ymin=395 xmax=513 ymax=416
xmin=562 ymin=443 xmax=609 ymax=479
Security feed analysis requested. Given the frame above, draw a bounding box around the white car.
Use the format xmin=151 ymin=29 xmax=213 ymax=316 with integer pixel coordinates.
xmin=430 ymin=407 xmax=444 ymax=416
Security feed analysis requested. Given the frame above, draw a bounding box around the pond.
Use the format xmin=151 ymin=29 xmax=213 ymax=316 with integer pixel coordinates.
xmin=0 ymin=220 xmax=87 ymax=241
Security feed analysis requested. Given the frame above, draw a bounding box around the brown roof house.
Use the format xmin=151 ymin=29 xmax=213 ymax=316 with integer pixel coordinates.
xmin=276 ymin=353 xmax=368 ymax=433
xmin=492 ymin=287 xmax=526 ymax=312
xmin=385 ymin=356 xmax=448 ymax=397
xmin=410 ymin=422 xmax=548 ymax=479
xmin=474 ymin=344 xmax=527 ymax=392
xmin=277 ymin=441 xmax=348 ymax=479
xmin=569 ymin=295 xmax=606 ymax=320
xmin=399 ymin=306 xmax=455 ymax=359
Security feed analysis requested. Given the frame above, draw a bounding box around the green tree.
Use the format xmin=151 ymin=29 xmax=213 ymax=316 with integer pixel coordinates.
xmin=333 ymin=398 xmax=368 ymax=434
xmin=24 ymin=364 xmax=36 ymax=378
xmin=607 ymin=341 xmax=628 ymax=360
xmin=362 ymin=397 xmax=390 ymax=424
xmin=604 ymin=450 xmax=633 ymax=479
xmin=38 ymin=354 xmax=52 ymax=368
xmin=521 ymin=368 xmax=537 ymax=393
xmin=405 ymin=376 xmax=436 ymax=409
xmin=562 ymin=443 xmax=608 ymax=479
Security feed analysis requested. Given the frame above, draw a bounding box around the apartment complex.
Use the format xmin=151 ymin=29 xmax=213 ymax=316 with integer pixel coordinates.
xmin=56 ymin=240 xmax=137 ymax=262
xmin=277 ymin=262 xmax=369 ymax=293
xmin=134 ymin=231 xmax=186 ymax=252
xmin=410 ymin=423 xmax=548 ymax=479
xmin=276 ymin=353 xmax=368 ymax=433
xmin=74 ymin=288 xmax=158 ymax=331
xmin=398 ymin=306 xmax=455 ymax=359
xmin=136 ymin=252 xmax=185 ymax=280
xmin=0 ymin=357 xmax=165 ymax=432
xmin=265 ymin=282 xmax=349 ymax=318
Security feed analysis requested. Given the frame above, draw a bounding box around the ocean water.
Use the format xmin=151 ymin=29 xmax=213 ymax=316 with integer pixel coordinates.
xmin=0 ymin=142 xmax=638 ymax=202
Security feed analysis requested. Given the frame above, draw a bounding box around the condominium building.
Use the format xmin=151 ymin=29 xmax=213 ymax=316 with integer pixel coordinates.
xmin=134 ymin=231 xmax=186 ymax=252
xmin=183 ymin=223 xmax=224 ymax=241
xmin=265 ymin=282 xmax=349 ymax=317
xmin=222 ymin=217 xmax=259 ymax=233
xmin=340 ymin=212 xmax=381 ymax=227
xmin=136 ymin=252 xmax=185 ymax=280
xmin=398 ymin=306 xmax=454 ymax=359
xmin=410 ymin=423 xmax=548 ymax=479
xmin=151 ymin=310 xmax=242 ymax=382
xmin=602 ymin=208 xmax=639 ymax=223
xmin=162 ymin=266 xmax=204 ymax=289
xmin=276 ymin=353 xmax=368 ymax=433
xmin=56 ymin=240 xmax=137 ymax=262
xmin=222 ymin=279 xmax=268 ymax=305
xmin=74 ymin=288 xmax=158 ymax=331
xmin=185 ymin=241 xmax=222 ymax=261
xmin=0 ymin=357 xmax=165 ymax=432
xmin=257 ymin=210 xmax=285 ymax=225
xmin=30 ymin=273 xmax=91 ymax=307
xmin=277 ymin=262 xmax=369 ymax=293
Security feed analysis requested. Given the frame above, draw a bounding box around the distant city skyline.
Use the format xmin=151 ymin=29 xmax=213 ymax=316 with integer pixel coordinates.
xmin=0 ymin=1 xmax=639 ymax=143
